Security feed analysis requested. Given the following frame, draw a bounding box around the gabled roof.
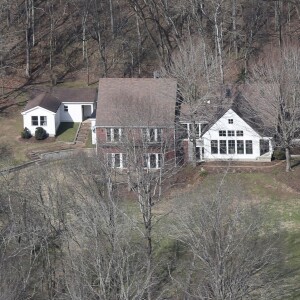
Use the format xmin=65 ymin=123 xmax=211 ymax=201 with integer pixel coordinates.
xmin=52 ymin=87 xmax=97 ymax=103
xmin=23 ymin=87 xmax=98 ymax=113
xmin=179 ymin=84 xmax=236 ymax=123
xmin=178 ymin=83 xmax=275 ymax=137
xmin=96 ymin=78 xmax=177 ymax=127
xmin=23 ymin=92 xmax=61 ymax=113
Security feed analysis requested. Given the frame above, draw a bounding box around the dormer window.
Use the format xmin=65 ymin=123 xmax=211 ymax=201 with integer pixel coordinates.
xmin=228 ymin=119 xmax=233 ymax=124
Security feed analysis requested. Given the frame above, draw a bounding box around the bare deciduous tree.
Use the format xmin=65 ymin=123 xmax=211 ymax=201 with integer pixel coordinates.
xmin=170 ymin=175 xmax=282 ymax=299
xmin=250 ymin=44 xmax=300 ymax=172
xmin=163 ymin=38 xmax=220 ymax=166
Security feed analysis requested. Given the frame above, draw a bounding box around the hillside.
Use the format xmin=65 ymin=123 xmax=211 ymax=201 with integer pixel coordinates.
xmin=1 ymin=0 xmax=300 ymax=111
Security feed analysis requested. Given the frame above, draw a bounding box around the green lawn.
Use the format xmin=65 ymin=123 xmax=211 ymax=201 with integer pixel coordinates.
xmin=56 ymin=122 xmax=79 ymax=142
xmin=155 ymin=168 xmax=300 ymax=299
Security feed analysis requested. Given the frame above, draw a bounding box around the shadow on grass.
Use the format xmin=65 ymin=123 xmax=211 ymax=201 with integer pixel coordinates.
xmin=56 ymin=122 xmax=79 ymax=142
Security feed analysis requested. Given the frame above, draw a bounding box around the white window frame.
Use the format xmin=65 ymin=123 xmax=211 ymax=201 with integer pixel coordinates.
xmin=107 ymin=153 xmax=126 ymax=168
xmin=143 ymin=153 xmax=162 ymax=169
xmin=142 ymin=128 xmax=162 ymax=142
xmin=219 ymin=140 xmax=227 ymax=154
xmin=31 ymin=116 xmax=47 ymax=126
xmin=228 ymin=130 xmax=235 ymax=136
xmin=106 ymin=128 xmax=122 ymax=142
xmin=228 ymin=119 xmax=233 ymax=124
xmin=211 ymin=140 xmax=218 ymax=154
xmin=31 ymin=116 xmax=38 ymax=126
xmin=181 ymin=123 xmax=201 ymax=139
xmin=228 ymin=140 xmax=235 ymax=154
xmin=246 ymin=140 xmax=253 ymax=154
xmin=40 ymin=116 xmax=47 ymax=126
xmin=219 ymin=130 xmax=226 ymax=137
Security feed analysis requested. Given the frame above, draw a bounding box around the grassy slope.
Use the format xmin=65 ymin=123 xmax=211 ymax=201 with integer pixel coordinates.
xmin=154 ymin=162 xmax=300 ymax=299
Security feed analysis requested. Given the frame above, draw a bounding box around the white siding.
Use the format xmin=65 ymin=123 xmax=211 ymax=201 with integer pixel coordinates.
xmin=202 ymin=109 xmax=262 ymax=161
xmin=22 ymin=107 xmax=57 ymax=137
xmin=91 ymin=119 xmax=96 ymax=144
xmin=60 ymin=102 xmax=94 ymax=122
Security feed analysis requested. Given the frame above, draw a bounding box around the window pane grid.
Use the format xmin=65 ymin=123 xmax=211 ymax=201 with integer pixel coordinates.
xmin=219 ymin=140 xmax=227 ymax=154
xmin=246 ymin=140 xmax=253 ymax=154
xmin=237 ymin=140 xmax=244 ymax=154
xmin=228 ymin=140 xmax=235 ymax=154
xmin=211 ymin=140 xmax=218 ymax=154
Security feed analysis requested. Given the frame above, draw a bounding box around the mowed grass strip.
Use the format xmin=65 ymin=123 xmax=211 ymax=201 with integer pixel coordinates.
xmin=56 ymin=122 xmax=79 ymax=142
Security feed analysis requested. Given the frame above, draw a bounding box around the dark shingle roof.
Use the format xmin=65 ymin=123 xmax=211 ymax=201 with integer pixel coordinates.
xmin=52 ymin=87 xmax=97 ymax=103
xmin=96 ymin=78 xmax=177 ymax=127
xmin=23 ymin=93 xmax=61 ymax=113
xmin=23 ymin=87 xmax=97 ymax=113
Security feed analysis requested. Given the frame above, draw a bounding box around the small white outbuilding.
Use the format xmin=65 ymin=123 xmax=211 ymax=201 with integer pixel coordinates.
xmin=21 ymin=88 xmax=97 ymax=137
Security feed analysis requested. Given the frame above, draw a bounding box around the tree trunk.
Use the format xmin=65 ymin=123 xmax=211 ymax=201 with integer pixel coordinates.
xmin=25 ymin=0 xmax=31 ymax=78
xmin=285 ymin=147 xmax=291 ymax=172
xmin=232 ymin=0 xmax=238 ymax=58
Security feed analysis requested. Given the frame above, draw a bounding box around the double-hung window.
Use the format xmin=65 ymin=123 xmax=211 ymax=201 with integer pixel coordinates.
xmin=31 ymin=116 xmax=47 ymax=126
xmin=237 ymin=140 xmax=244 ymax=154
xmin=40 ymin=116 xmax=47 ymax=126
xmin=142 ymin=128 xmax=162 ymax=142
xmin=106 ymin=128 xmax=122 ymax=142
xmin=219 ymin=140 xmax=227 ymax=154
xmin=211 ymin=140 xmax=218 ymax=154
xmin=31 ymin=116 xmax=38 ymax=126
xmin=182 ymin=123 xmax=201 ymax=139
xmin=144 ymin=153 xmax=162 ymax=169
xmin=246 ymin=140 xmax=253 ymax=154
xmin=228 ymin=140 xmax=235 ymax=154
xmin=107 ymin=153 xmax=126 ymax=168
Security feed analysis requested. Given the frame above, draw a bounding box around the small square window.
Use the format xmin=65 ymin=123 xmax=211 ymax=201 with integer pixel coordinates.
xmin=237 ymin=130 xmax=243 ymax=136
xmin=64 ymin=105 xmax=68 ymax=112
xmin=219 ymin=130 xmax=226 ymax=137
xmin=228 ymin=119 xmax=233 ymax=124
xmin=31 ymin=116 xmax=38 ymax=126
xmin=40 ymin=116 xmax=47 ymax=126
xmin=228 ymin=130 xmax=235 ymax=136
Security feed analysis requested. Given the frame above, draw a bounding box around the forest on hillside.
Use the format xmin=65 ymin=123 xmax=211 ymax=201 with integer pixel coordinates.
xmin=0 ymin=0 xmax=300 ymax=91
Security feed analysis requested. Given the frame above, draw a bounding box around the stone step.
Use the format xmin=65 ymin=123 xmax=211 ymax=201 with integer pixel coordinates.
xmin=74 ymin=121 xmax=91 ymax=144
